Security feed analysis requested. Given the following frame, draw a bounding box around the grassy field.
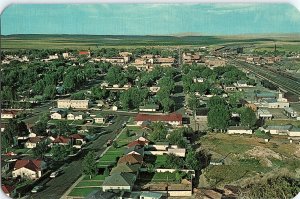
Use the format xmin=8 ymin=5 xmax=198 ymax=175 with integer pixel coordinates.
xmin=2 ymin=34 xmax=300 ymax=49
xmin=138 ymin=172 xmax=177 ymax=183
xmin=200 ymin=133 xmax=300 ymax=188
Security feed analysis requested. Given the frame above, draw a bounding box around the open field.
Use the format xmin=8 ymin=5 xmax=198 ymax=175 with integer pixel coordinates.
xmin=200 ymin=133 xmax=300 ymax=188
xmin=1 ymin=34 xmax=300 ymax=49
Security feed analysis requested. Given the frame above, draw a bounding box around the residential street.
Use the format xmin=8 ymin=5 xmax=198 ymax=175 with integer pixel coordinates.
xmin=28 ymin=116 xmax=129 ymax=199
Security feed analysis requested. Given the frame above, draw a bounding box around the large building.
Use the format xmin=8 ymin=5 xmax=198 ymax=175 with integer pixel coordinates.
xmin=12 ymin=160 xmax=46 ymax=180
xmin=57 ymin=99 xmax=89 ymax=109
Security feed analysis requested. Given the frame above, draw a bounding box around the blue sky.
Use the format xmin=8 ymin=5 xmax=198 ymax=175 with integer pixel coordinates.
xmin=1 ymin=3 xmax=300 ymax=35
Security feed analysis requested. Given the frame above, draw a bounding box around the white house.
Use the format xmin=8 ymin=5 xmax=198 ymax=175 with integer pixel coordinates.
xmin=12 ymin=160 xmax=46 ymax=180
xmin=24 ymin=137 xmax=44 ymax=149
xmin=227 ymin=126 xmax=253 ymax=135
xmin=139 ymin=104 xmax=159 ymax=112
xmin=287 ymin=127 xmax=300 ymax=137
xmin=67 ymin=112 xmax=84 ymax=120
xmin=102 ymin=173 xmax=136 ymax=192
xmin=264 ymin=125 xmax=292 ymax=135
xmin=112 ymin=106 xmax=118 ymax=111
xmin=93 ymin=114 xmax=106 ymax=124
xmin=1 ymin=110 xmax=17 ymax=119
xmin=50 ymin=112 xmax=65 ymax=120
xmin=57 ymin=99 xmax=89 ymax=109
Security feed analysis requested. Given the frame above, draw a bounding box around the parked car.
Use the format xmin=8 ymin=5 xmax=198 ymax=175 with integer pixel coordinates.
xmin=106 ymin=139 xmax=113 ymax=147
xmin=31 ymin=185 xmax=44 ymax=193
xmin=50 ymin=170 xmax=62 ymax=178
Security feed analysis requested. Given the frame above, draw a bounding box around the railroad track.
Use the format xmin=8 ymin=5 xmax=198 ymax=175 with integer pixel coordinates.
xmin=233 ymin=61 xmax=300 ymax=97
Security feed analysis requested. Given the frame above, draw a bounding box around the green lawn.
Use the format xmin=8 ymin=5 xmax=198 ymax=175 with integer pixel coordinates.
xmin=144 ymin=155 xmax=168 ymax=167
xmin=68 ymin=187 xmax=99 ymax=197
xmin=138 ymin=172 xmax=177 ymax=182
xmin=99 ymin=155 xmax=118 ymax=162
xmin=97 ymin=161 xmax=116 ymax=168
xmin=83 ymin=175 xmax=106 ymax=181
xmin=76 ymin=181 xmax=103 ymax=187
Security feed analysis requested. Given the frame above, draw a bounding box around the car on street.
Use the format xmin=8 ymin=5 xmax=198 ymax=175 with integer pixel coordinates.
xmin=31 ymin=185 xmax=44 ymax=193
xmin=50 ymin=170 xmax=62 ymax=178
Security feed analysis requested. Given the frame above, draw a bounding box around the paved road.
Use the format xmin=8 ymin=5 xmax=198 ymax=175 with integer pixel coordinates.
xmin=28 ymin=115 xmax=129 ymax=199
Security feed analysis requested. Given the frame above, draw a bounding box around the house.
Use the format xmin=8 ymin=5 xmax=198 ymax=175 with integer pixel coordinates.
xmin=139 ymin=104 xmax=159 ymax=112
xmin=118 ymin=154 xmax=144 ymax=165
xmin=24 ymin=136 xmax=45 ymax=148
xmin=287 ymin=126 xmax=300 ymax=137
xmin=101 ymin=57 xmax=126 ymax=65
xmin=239 ymin=99 xmax=257 ymax=111
xmin=79 ymin=51 xmax=91 ymax=57
xmin=264 ymin=125 xmax=292 ymax=135
xmin=167 ymin=148 xmax=186 ymax=157
xmin=62 ymin=52 xmax=69 ymax=59
xmin=257 ymin=109 xmax=273 ymax=120
xmin=223 ymin=85 xmax=236 ymax=92
xmin=154 ymin=57 xmax=175 ymax=67
xmin=12 ymin=159 xmax=46 ymax=180
xmin=1 ymin=123 xmax=6 ymax=132
xmin=140 ymin=192 xmax=163 ymax=199
xmin=57 ymin=99 xmax=89 ymax=109
xmin=67 ymin=112 xmax=85 ymax=120
xmin=112 ymin=105 xmax=118 ymax=111
xmin=182 ymin=52 xmax=201 ymax=64
xmin=50 ymin=110 xmax=66 ymax=120
xmin=102 ymin=173 xmax=137 ymax=192
xmin=125 ymin=145 xmax=144 ymax=156
xmin=194 ymin=108 xmax=209 ymax=122
xmin=1 ymin=110 xmax=17 ymax=119
xmin=127 ymin=140 xmax=149 ymax=148
xmin=234 ymin=80 xmax=252 ymax=88
xmin=227 ymin=126 xmax=253 ymax=135
xmin=135 ymin=113 xmax=182 ymax=126
xmin=193 ymin=77 xmax=205 ymax=83
xmin=52 ymin=136 xmax=70 ymax=146
xmin=110 ymin=163 xmax=141 ymax=175
xmin=149 ymin=86 xmax=160 ymax=93
xmin=69 ymin=134 xmax=86 ymax=148
xmin=284 ymin=107 xmax=298 ymax=118
xmin=93 ymin=114 xmax=106 ymax=124
xmin=1 ymin=185 xmax=16 ymax=197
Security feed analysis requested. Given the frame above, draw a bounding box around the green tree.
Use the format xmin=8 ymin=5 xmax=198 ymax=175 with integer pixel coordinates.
xmin=44 ymin=85 xmax=56 ymax=99
xmin=149 ymin=122 xmax=168 ymax=142
xmin=70 ymin=91 xmax=85 ymax=100
xmin=165 ymin=154 xmax=185 ymax=169
xmin=112 ymin=141 xmax=118 ymax=148
xmin=51 ymin=145 xmax=69 ymax=161
xmin=185 ymin=149 xmax=201 ymax=170
xmin=240 ymin=107 xmax=257 ymax=128
xmin=188 ymin=94 xmax=201 ymax=111
xmin=82 ymin=151 xmax=97 ymax=179
xmin=208 ymin=104 xmax=230 ymax=132
xmin=33 ymin=141 xmax=50 ymax=159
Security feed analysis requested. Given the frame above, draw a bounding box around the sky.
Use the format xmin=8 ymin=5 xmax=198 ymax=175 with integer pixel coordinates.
xmin=1 ymin=3 xmax=300 ymax=35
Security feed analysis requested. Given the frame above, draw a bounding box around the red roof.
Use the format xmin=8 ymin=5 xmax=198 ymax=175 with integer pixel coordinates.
xmin=135 ymin=113 xmax=182 ymax=123
xmin=2 ymin=185 xmax=15 ymax=194
xmin=53 ymin=136 xmax=70 ymax=144
xmin=79 ymin=51 xmax=90 ymax=55
xmin=14 ymin=159 xmax=42 ymax=172
xmin=127 ymin=140 xmax=148 ymax=148
xmin=1 ymin=110 xmax=17 ymax=115
xmin=27 ymin=137 xmax=42 ymax=143
xmin=69 ymin=134 xmax=85 ymax=140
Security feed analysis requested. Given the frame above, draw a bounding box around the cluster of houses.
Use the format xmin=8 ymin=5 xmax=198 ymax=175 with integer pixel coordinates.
xmin=50 ymin=108 xmax=106 ymax=124
xmin=95 ymin=128 xmax=192 ymax=198
xmin=1 ymin=55 xmax=29 ymax=64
